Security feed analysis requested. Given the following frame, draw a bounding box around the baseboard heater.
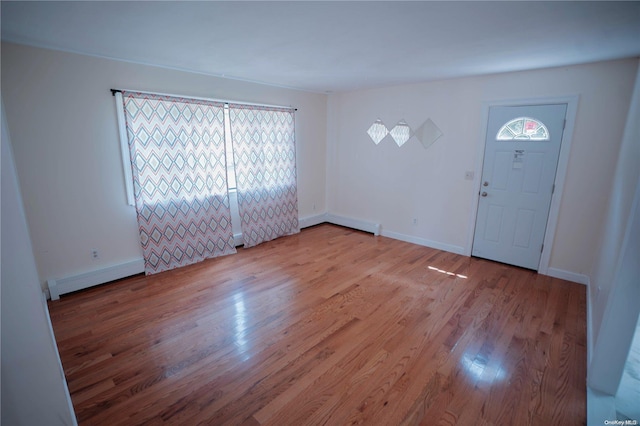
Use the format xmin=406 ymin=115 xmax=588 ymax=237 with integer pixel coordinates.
xmin=47 ymin=213 xmax=381 ymax=300
xmin=47 ymin=258 xmax=145 ymax=300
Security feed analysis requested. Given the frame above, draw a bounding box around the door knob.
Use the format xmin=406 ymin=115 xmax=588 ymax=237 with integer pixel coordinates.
xmin=483 ymin=181 xmax=489 ymax=187
xmin=481 ymin=192 xmax=488 ymax=197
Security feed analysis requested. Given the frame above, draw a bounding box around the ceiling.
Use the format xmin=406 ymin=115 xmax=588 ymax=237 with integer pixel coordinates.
xmin=2 ymin=1 xmax=640 ymax=93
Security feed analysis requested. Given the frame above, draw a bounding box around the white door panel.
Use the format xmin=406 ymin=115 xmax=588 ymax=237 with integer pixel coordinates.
xmin=472 ymin=104 xmax=567 ymax=270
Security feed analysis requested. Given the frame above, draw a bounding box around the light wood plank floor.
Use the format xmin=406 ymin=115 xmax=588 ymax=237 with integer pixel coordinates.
xmin=48 ymin=224 xmax=587 ymax=425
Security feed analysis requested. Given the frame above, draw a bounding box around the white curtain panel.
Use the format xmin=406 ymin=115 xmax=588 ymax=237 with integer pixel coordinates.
xmin=122 ymin=92 xmax=236 ymax=274
xmin=229 ymin=104 xmax=299 ymax=248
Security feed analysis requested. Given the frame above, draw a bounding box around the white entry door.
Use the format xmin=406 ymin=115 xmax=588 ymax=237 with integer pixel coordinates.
xmin=472 ymin=104 xmax=567 ymax=270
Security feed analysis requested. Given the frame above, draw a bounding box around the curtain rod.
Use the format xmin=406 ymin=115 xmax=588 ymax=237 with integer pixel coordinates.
xmin=110 ymin=89 xmax=297 ymax=111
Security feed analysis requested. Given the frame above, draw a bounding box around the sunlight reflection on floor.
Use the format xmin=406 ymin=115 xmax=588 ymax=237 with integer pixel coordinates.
xmin=233 ymin=292 xmax=250 ymax=361
xmin=428 ymin=265 xmax=468 ymax=279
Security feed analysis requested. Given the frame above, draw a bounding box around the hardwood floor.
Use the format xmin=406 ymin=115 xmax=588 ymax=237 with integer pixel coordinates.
xmin=48 ymin=224 xmax=587 ymax=425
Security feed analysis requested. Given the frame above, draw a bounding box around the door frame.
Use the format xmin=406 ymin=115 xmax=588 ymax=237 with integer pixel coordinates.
xmin=464 ymin=95 xmax=579 ymax=276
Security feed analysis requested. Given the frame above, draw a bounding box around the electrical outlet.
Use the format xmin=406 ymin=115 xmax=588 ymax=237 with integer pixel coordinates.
xmin=412 ymin=218 xmax=418 ymax=226
xmin=91 ymin=249 xmax=99 ymax=260
xmin=464 ymin=171 xmax=474 ymax=180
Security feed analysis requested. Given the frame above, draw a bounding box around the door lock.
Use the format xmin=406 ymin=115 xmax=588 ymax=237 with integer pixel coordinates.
xmin=483 ymin=181 xmax=489 ymax=187
xmin=481 ymin=192 xmax=488 ymax=197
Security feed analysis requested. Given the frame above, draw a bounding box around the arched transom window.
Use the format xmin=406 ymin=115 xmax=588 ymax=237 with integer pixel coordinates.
xmin=496 ymin=117 xmax=550 ymax=141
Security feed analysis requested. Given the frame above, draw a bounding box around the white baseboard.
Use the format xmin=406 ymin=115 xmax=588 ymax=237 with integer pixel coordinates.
xmin=325 ymin=213 xmax=381 ymax=235
xmin=231 ymin=213 xmax=327 ymax=246
xmin=321 ymin=214 xmax=465 ymax=256
xmin=546 ymin=267 xmax=590 ymax=285
xmin=380 ymin=229 xmax=466 ymax=255
xmin=585 ymin=295 xmax=614 ymax=426
xmin=41 ymin=292 xmax=79 ymax=424
xmin=55 ymin=215 xmax=570 ymax=300
xmin=299 ymin=213 xmax=329 ymax=229
xmin=47 ymin=213 xmax=333 ymax=301
xmin=587 ymin=387 xmax=617 ymax=426
xmin=47 ymin=259 xmax=145 ymax=300
xmin=587 ymin=282 xmax=595 ymax=366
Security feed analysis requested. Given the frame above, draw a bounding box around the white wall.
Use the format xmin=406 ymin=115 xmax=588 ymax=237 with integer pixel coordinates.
xmin=590 ymin=63 xmax=640 ymax=347
xmin=587 ymin=63 xmax=640 ymax=396
xmin=1 ymin=42 xmax=327 ymax=290
xmin=326 ymin=59 xmax=639 ymax=278
xmin=2 ymin=40 xmax=638 ymax=292
xmin=1 ymin=100 xmax=77 ymax=425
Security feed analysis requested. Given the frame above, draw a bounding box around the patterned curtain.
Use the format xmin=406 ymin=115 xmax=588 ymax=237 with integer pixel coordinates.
xmin=122 ymin=92 xmax=236 ymax=274
xmin=229 ymin=104 xmax=299 ymax=248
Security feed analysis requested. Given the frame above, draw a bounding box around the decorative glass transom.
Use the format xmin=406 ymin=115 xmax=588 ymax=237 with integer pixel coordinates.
xmin=497 ymin=117 xmax=549 ymax=141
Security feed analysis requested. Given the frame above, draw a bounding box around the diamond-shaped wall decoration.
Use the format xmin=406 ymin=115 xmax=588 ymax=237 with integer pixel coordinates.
xmin=414 ymin=118 xmax=443 ymax=149
xmin=367 ymin=119 xmax=389 ymax=144
xmin=390 ymin=120 xmax=412 ymax=147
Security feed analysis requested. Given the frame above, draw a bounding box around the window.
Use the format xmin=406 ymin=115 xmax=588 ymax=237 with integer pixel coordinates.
xmin=228 ymin=104 xmax=298 ymax=248
xmin=496 ymin=117 xmax=549 ymax=141
xmin=115 ymin=90 xmax=298 ymax=273
xmin=120 ymin=91 xmax=236 ymax=274
xmin=223 ymin=105 xmax=237 ymax=190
